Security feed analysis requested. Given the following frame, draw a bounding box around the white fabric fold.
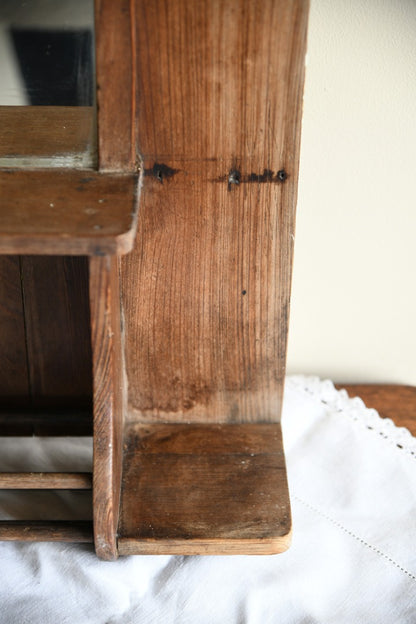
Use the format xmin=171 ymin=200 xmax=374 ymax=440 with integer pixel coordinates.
xmin=0 ymin=376 xmax=415 ymax=623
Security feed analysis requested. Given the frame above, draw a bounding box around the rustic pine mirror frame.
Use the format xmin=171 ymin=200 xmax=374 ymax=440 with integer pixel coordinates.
xmin=0 ymin=0 xmax=309 ymax=559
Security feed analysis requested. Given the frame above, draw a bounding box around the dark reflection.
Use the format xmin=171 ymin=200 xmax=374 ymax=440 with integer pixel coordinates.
xmin=11 ymin=28 xmax=93 ymax=106
xmin=0 ymin=0 xmax=94 ymax=106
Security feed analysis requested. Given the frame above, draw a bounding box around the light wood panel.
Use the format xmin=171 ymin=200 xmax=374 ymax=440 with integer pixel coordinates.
xmin=120 ymin=0 xmax=309 ymax=424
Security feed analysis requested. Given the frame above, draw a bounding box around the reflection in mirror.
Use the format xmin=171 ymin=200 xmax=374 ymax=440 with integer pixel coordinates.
xmin=0 ymin=0 xmax=94 ymax=106
xmin=0 ymin=0 xmax=95 ymax=169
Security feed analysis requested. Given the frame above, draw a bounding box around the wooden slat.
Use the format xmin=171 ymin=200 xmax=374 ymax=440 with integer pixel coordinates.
xmin=0 ymin=106 xmax=95 ymax=167
xmin=0 ymin=472 xmax=92 ymax=490
xmin=120 ymin=0 xmax=309 ymax=424
xmin=0 ymin=170 xmax=139 ymax=255
xmin=0 ymin=521 xmax=93 ymax=543
xmin=89 ymin=256 xmax=125 ymax=560
xmin=0 ymin=410 xmax=92 ymax=436
xmin=95 ymin=0 xmax=136 ymax=171
xmin=20 ymin=256 xmax=92 ymax=409
xmin=0 ymin=257 xmax=30 ymax=404
xmin=336 ymin=384 xmax=416 ymax=437
xmin=118 ymin=423 xmax=291 ymax=555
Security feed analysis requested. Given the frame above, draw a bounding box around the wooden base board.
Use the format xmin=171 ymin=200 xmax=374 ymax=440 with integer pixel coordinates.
xmin=336 ymin=384 xmax=416 ymax=437
xmin=118 ymin=423 xmax=291 ymax=555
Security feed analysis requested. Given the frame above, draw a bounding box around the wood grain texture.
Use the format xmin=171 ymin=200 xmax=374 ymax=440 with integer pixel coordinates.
xmin=89 ymin=256 xmax=125 ymax=560
xmin=0 ymin=106 xmax=95 ymax=166
xmin=120 ymin=0 xmax=309 ymax=423
xmin=0 ymin=170 xmax=139 ymax=255
xmin=118 ymin=423 xmax=291 ymax=555
xmin=0 ymin=257 xmax=29 ymax=405
xmin=0 ymin=521 xmax=93 ymax=543
xmin=95 ymin=0 xmax=137 ymax=171
xmin=337 ymin=384 xmax=416 ymax=437
xmin=0 ymin=473 xmax=92 ymax=490
xmin=20 ymin=256 xmax=92 ymax=409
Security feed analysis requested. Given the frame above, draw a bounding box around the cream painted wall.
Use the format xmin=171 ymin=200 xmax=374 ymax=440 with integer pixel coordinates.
xmin=287 ymin=0 xmax=416 ymax=384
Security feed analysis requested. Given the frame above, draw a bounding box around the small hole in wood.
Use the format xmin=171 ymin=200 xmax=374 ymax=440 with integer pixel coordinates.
xmin=228 ymin=169 xmax=241 ymax=191
xmin=277 ymin=169 xmax=288 ymax=182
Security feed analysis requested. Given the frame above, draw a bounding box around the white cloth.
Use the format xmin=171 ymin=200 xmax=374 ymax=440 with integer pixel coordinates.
xmin=0 ymin=376 xmax=415 ymax=623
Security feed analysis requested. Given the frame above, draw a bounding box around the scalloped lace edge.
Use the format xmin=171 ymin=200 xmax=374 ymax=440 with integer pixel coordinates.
xmin=285 ymin=375 xmax=416 ymax=458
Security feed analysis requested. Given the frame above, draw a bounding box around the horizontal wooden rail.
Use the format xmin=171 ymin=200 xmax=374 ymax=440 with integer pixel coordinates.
xmin=0 ymin=170 xmax=139 ymax=256
xmin=0 ymin=106 xmax=95 ymax=168
xmin=0 ymin=472 xmax=92 ymax=490
xmin=0 ymin=521 xmax=93 ymax=542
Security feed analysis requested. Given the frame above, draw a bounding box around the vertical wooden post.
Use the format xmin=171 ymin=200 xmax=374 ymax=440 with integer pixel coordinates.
xmin=94 ymin=0 xmax=309 ymax=556
xmin=89 ymin=256 xmax=124 ymax=560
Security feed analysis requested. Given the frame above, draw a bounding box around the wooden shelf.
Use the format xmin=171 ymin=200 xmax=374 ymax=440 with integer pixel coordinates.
xmin=0 ymin=170 xmax=139 ymax=256
xmin=117 ymin=423 xmax=291 ymax=555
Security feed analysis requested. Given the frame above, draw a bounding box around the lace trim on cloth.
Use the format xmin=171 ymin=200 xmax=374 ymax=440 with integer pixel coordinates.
xmin=286 ymin=375 xmax=416 ymax=458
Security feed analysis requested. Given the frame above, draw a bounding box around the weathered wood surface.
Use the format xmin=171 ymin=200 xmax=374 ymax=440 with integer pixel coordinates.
xmin=0 ymin=171 xmax=139 ymax=255
xmin=0 ymin=106 xmax=95 ymax=166
xmin=118 ymin=423 xmax=291 ymax=555
xmin=0 ymin=521 xmax=93 ymax=543
xmin=0 ymin=472 xmax=92 ymax=490
xmin=119 ymin=0 xmax=309 ymax=424
xmin=337 ymin=384 xmax=416 ymax=437
xmin=89 ymin=256 xmax=124 ymax=560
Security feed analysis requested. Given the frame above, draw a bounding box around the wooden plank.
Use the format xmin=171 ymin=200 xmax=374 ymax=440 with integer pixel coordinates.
xmin=0 ymin=256 xmax=30 ymax=405
xmin=95 ymin=0 xmax=136 ymax=171
xmin=118 ymin=423 xmax=291 ymax=555
xmin=89 ymin=256 xmax=125 ymax=560
xmin=0 ymin=521 xmax=93 ymax=543
xmin=120 ymin=0 xmax=309 ymax=423
xmin=0 ymin=170 xmax=139 ymax=255
xmin=0 ymin=473 xmax=92 ymax=490
xmin=336 ymin=384 xmax=416 ymax=437
xmin=20 ymin=256 xmax=92 ymax=409
xmin=0 ymin=409 xmax=92 ymax=436
xmin=0 ymin=106 xmax=95 ymax=167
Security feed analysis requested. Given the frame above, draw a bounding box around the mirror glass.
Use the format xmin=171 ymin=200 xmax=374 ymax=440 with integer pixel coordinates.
xmin=0 ymin=0 xmax=94 ymax=106
xmin=0 ymin=0 xmax=95 ymax=168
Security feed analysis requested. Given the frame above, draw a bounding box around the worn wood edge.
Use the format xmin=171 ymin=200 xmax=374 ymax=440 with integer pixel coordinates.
xmin=0 ymin=473 xmax=92 ymax=490
xmin=90 ymin=256 xmax=125 ymax=560
xmin=0 ymin=171 xmax=140 ymax=256
xmin=118 ymin=531 xmax=292 ymax=556
xmin=336 ymin=383 xmax=416 ymax=436
xmin=0 ymin=521 xmax=93 ymax=542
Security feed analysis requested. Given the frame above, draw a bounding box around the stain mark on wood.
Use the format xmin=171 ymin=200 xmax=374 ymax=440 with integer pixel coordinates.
xmin=221 ymin=168 xmax=289 ymax=188
xmin=144 ymin=163 xmax=180 ymax=183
